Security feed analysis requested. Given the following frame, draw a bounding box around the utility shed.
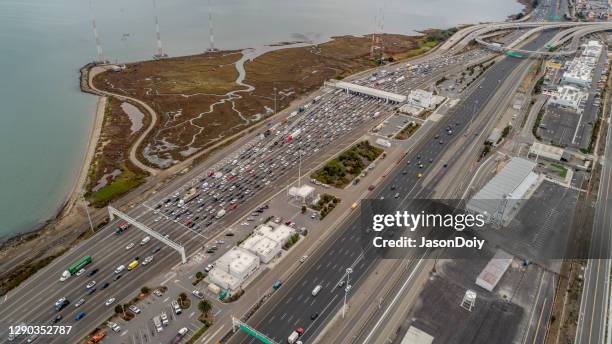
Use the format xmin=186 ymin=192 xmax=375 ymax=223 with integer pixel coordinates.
xmin=476 ymin=250 xmax=514 ymax=292
xmin=401 ymin=326 xmax=434 ymax=344
xmin=466 ymin=157 xmax=538 ymax=223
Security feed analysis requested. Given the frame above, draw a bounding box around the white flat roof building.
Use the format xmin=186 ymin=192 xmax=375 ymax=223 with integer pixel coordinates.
xmin=401 ymin=326 xmax=434 ymax=344
xmin=549 ymin=85 xmax=587 ymax=112
xmin=476 ymin=250 xmax=513 ymax=292
xmin=529 ymin=142 xmax=564 ymax=161
xmin=398 ymin=104 xmax=426 ymax=117
xmin=239 ymin=234 xmax=281 ymax=263
xmin=256 ymin=224 xmax=295 ymax=246
xmin=288 ymin=185 xmax=315 ymax=201
xmin=406 ymin=89 xmax=445 ymax=109
xmin=466 ymin=158 xmax=538 ymax=224
xmin=326 ymin=80 xmax=406 ymax=103
xmin=209 ymin=247 xmax=260 ymax=291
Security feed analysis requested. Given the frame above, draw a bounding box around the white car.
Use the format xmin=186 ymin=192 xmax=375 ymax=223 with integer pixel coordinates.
xmin=105 ymin=298 xmax=116 ymax=306
xmin=75 ymin=268 xmax=86 ymax=276
xmin=107 ymin=321 xmax=121 ymax=333
xmin=142 ymin=256 xmax=154 ymax=266
xmin=129 ymin=305 xmax=141 ymax=314
xmin=86 ymin=281 xmax=96 ymax=289
xmin=74 ymin=298 xmax=85 ymax=308
xmin=114 ymin=265 xmax=125 ymax=274
xmin=192 ymin=290 xmax=204 ymax=299
xmin=300 ymin=255 xmax=308 ymax=263
xmin=125 ymin=243 xmax=135 ymax=250
xmin=154 ymin=289 xmax=163 ymax=297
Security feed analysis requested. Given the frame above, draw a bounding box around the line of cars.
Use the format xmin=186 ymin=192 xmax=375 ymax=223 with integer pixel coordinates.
xmin=50 ymin=231 xmax=160 ymax=330
xmin=148 ymin=91 xmax=397 ymax=241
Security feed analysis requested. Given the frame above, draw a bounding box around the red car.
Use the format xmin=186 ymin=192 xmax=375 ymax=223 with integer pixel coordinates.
xmin=230 ymin=203 xmax=238 ymax=210
xmin=368 ymin=185 xmax=375 ymax=191
xmin=207 ymin=171 xmax=214 ymax=177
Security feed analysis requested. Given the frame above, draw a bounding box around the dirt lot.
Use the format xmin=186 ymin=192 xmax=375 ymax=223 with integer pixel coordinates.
xmin=92 ymin=33 xmax=436 ymax=170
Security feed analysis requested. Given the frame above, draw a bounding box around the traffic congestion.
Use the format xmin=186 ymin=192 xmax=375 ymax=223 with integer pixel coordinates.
xmin=2 ymin=47 xmax=485 ymax=344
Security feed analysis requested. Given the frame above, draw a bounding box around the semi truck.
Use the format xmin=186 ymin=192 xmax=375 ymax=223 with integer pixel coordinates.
xmin=60 ymin=255 xmax=93 ymax=281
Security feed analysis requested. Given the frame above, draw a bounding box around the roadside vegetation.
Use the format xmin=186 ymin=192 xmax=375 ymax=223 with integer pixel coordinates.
xmin=395 ymin=122 xmax=421 ymax=140
xmin=311 ymin=141 xmax=383 ymax=188
xmin=311 ymin=193 xmax=341 ymax=219
xmin=282 ymin=233 xmax=301 ymax=250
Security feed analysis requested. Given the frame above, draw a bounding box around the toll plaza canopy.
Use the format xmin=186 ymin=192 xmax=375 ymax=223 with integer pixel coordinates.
xmin=328 ymin=80 xmax=407 ymax=103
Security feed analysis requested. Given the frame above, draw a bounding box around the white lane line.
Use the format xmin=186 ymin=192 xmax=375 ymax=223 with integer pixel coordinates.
xmin=362 ymin=255 xmax=427 ymax=343
xmin=201 ymin=324 xmax=225 ymax=344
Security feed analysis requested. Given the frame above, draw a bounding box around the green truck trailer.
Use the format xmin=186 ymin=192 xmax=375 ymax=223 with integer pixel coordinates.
xmin=60 ymin=255 xmax=93 ymax=281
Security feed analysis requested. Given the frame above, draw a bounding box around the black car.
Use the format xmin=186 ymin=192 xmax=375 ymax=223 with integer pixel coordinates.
xmin=100 ymin=282 xmax=110 ymax=290
xmin=87 ymin=288 xmax=96 ymax=295
xmin=225 ymin=232 xmax=235 ymax=236
xmin=310 ymin=313 xmax=319 ymax=320
xmin=53 ymin=314 xmax=62 ymax=323
xmin=113 ymin=274 xmax=122 ymax=281
xmin=88 ymin=268 xmax=99 ymax=277
xmin=152 ymin=245 xmax=161 ymax=254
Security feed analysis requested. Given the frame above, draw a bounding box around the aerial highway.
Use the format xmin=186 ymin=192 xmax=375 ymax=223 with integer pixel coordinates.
xmin=0 ymin=31 xmax=492 ymax=344
xmin=228 ymin=31 xmax=558 ymax=344
xmin=575 ymin=101 xmax=612 ymax=344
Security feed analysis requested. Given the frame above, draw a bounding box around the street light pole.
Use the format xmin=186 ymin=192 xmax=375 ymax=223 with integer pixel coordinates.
xmin=342 ymin=267 xmax=353 ymax=318
xmin=82 ymin=193 xmax=94 ymax=234
xmin=273 ymin=87 xmax=277 ymax=115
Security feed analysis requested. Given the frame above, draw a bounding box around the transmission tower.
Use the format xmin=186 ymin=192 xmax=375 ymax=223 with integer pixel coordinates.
xmin=152 ymin=0 xmax=168 ymax=59
xmin=89 ymin=0 xmax=106 ymax=64
xmin=207 ymin=0 xmax=218 ymax=52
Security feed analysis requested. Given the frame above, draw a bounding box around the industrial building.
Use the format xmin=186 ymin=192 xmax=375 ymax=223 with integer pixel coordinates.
xmin=549 ymin=85 xmax=587 ymax=112
xmin=466 ymin=158 xmax=539 ymax=224
xmin=208 ymin=247 xmax=260 ymax=292
xmin=475 ymin=250 xmax=514 ymax=292
xmin=239 ymin=234 xmax=281 ymax=264
xmin=326 ymin=80 xmax=406 ymax=103
xmin=561 ymin=40 xmax=603 ymax=88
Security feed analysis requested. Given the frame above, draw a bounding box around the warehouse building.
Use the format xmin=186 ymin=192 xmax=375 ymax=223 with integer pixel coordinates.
xmin=549 ymin=85 xmax=587 ymax=112
xmin=208 ymin=247 xmax=260 ymax=292
xmin=466 ymin=158 xmax=539 ymax=224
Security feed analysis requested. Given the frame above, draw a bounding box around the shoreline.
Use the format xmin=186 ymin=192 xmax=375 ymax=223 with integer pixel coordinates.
xmin=0 ymin=0 xmax=532 ymax=293
xmin=0 ymin=89 xmax=107 ymax=247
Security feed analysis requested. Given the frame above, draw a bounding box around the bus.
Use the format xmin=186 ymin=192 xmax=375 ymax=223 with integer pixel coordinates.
xmin=505 ymin=51 xmax=526 ymax=58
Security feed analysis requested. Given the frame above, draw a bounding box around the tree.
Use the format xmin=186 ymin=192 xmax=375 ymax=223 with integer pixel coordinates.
xmin=179 ymin=292 xmax=187 ymax=301
xmin=195 ymin=272 xmax=204 ymax=280
xmin=141 ymin=286 xmax=150 ymax=294
xmin=301 ymin=205 xmax=307 ymax=214
xmin=114 ymin=305 xmax=123 ymax=314
xmin=198 ymin=300 xmax=212 ymax=316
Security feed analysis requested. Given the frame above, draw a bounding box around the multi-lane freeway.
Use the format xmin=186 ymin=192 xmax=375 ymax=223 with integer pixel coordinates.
xmin=0 ymin=33 xmax=493 ymax=344
xmin=229 ymin=31 xmax=558 ymax=344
